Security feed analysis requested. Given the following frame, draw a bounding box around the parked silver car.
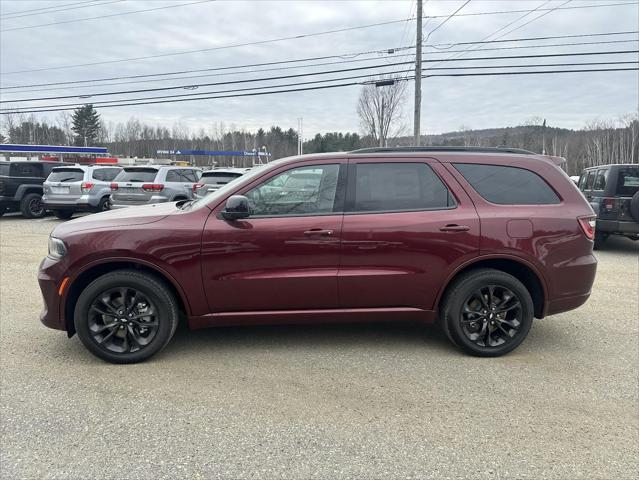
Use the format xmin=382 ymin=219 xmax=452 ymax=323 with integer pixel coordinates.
xmin=42 ymin=165 xmax=122 ymax=219
xmin=193 ymin=167 xmax=250 ymax=199
xmin=110 ymin=165 xmax=202 ymax=208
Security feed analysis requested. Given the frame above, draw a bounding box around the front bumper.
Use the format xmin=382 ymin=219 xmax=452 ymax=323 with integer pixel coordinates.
xmin=37 ymin=256 xmax=67 ymax=331
xmin=596 ymin=219 xmax=639 ymax=237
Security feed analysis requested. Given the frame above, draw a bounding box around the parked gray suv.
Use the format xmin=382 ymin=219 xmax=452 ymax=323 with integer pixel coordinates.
xmin=110 ymin=166 xmax=202 ymax=208
xmin=43 ymin=165 xmax=122 ymax=219
xmin=193 ymin=167 xmax=250 ymax=199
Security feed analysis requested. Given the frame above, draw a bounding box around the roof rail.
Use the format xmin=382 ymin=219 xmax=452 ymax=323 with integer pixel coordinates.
xmin=349 ymin=146 xmax=536 ymax=155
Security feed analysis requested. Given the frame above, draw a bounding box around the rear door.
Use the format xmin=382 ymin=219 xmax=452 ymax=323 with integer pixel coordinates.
xmin=111 ymin=167 xmax=158 ymax=205
xmin=338 ymin=157 xmax=480 ymax=311
xmin=44 ymin=167 xmax=85 ymax=203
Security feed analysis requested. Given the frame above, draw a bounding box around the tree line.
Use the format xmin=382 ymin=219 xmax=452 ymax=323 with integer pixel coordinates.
xmin=1 ymin=104 xmax=636 ymax=174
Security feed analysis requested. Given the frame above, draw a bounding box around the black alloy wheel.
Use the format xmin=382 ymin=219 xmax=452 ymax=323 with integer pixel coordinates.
xmin=87 ymin=287 xmax=160 ymax=354
xmin=440 ymin=269 xmax=534 ymax=357
xmin=21 ymin=193 xmax=46 ymax=218
xmin=74 ymin=270 xmax=179 ymax=363
xmin=460 ymin=285 xmax=523 ymax=348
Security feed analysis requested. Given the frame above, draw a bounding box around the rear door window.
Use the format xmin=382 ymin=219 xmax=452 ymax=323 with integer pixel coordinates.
xmin=92 ymin=168 xmax=121 ymax=182
xmin=47 ymin=168 xmax=84 ymax=183
xmin=10 ymin=163 xmax=43 ymax=177
xmin=593 ymin=169 xmax=608 ymax=191
xmin=113 ymin=168 xmax=158 ymax=183
xmin=348 ymin=162 xmax=454 ymax=213
xmin=454 ymin=163 xmax=560 ymax=205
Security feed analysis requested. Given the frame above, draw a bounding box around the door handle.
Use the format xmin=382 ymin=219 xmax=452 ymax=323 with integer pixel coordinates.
xmin=440 ymin=224 xmax=470 ymax=232
xmin=304 ymin=229 xmax=334 ymax=236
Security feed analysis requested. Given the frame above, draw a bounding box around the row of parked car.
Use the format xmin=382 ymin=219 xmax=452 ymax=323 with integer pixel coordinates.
xmin=0 ymin=161 xmax=249 ymax=219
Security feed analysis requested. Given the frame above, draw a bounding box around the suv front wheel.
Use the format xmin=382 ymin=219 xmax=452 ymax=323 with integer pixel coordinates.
xmin=440 ymin=269 xmax=534 ymax=357
xmin=74 ymin=270 xmax=179 ymax=363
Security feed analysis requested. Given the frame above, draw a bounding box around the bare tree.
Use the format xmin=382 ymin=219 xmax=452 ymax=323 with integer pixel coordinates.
xmin=357 ymin=80 xmax=407 ymax=147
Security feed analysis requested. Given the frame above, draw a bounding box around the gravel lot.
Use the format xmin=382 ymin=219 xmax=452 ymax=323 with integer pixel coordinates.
xmin=1 ymin=213 xmax=637 ymax=480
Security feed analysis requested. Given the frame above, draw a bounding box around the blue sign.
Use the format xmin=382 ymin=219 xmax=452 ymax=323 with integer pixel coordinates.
xmin=156 ymin=149 xmax=271 ymax=157
xmin=0 ymin=144 xmax=108 ymax=154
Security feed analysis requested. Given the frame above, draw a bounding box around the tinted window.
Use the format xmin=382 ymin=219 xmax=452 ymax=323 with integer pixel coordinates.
xmin=615 ymin=167 xmax=639 ymax=196
xmin=202 ymin=172 xmax=243 ymax=185
xmin=10 ymin=163 xmax=43 ymax=177
xmin=180 ymin=169 xmax=199 ymax=182
xmin=92 ymin=168 xmax=120 ymax=182
xmin=454 ymin=163 xmax=560 ymax=205
xmin=585 ymin=171 xmax=596 ymax=190
xmin=113 ymin=168 xmax=158 ymax=183
xmin=593 ymin=169 xmax=607 ymax=190
xmin=0 ymin=163 xmax=9 ymax=175
xmin=47 ymin=168 xmax=84 ymax=182
xmin=246 ymin=164 xmax=340 ymax=216
xmin=351 ymin=163 xmax=453 ymax=212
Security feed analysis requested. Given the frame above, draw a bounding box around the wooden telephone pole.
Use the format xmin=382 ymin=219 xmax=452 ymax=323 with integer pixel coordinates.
xmin=413 ymin=0 xmax=423 ymax=146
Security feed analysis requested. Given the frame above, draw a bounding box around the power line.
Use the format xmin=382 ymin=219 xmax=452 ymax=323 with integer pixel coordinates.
xmin=3 ymin=49 xmax=636 ymax=104
xmin=0 ymin=0 xmax=216 ymax=33
xmin=5 ymin=37 xmax=637 ymax=96
xmin=2 ymin=67 xmax=636 ymax=115
xmin=4 ymin=61 xmax=636 ymax=112
xmin=0 ymin=0 xmax=98 ymax=17
xmin=3 ymin=30 xmax=635 ymax=92
xmin=2 ymin=0 xmax=635 ymax=74
xmin=0 ymin=0 xmax=126 ymax=20
xmin=422 ymin=0 xmax=471 ymax=43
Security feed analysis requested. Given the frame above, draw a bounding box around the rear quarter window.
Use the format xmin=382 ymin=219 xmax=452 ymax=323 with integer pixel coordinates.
xmin=92 ymin=168 xmax=121 ymax=182
xmin=453 ymin=163 xmax=560 ymax=205
xmin=615 ymin=167 xmax=639 ymax=196
xmin=10 ymin=163 xmax=43 ymax=177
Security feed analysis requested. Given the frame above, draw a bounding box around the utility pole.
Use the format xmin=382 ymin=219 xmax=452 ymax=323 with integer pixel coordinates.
xmin=297 ymin=117 xmax=303 ymax=155
xmin=413 ymin=0 xmax=423 ymax=146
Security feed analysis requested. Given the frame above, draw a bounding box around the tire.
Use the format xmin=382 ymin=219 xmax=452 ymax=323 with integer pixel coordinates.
xmin=74 ymin=270 xmax=179 ymax=364
xmin=97 ymin=196 xmax=111 ymax=212
xmin=53 ymin=210 xmax=73 ymax=220
xmin=20 ymin=193 xmax=45 ymax=218
xmin=440 ymin=269 xmax=534 ymax=357
xmin=593 ymin=230 xmax=607 ymax=250
xmin=630 ymin=191 xmax=639 ymax=222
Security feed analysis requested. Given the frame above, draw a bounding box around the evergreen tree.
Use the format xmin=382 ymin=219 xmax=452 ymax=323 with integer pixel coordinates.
xmin=71 ymin=104 xmax=101 ymax=146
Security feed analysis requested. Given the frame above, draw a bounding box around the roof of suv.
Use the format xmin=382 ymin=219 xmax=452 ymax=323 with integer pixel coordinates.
xmin=350 ymin=146 xmax=536 ymax=155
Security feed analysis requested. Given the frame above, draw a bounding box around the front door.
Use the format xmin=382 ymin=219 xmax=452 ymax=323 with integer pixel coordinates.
xmin=201 ymin=161 xmax=346 ymax=312
xmin=338 ymin=158 xmax=480 ymax=312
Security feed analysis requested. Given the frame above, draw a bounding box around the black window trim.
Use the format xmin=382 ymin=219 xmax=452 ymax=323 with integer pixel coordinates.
xmin=344 ymin=161 xmax=458 ymax=215
xmin=230 ymin=163 xmax=348 ymax=219
xmin=453 ymin=162 xmax=562 ymax=206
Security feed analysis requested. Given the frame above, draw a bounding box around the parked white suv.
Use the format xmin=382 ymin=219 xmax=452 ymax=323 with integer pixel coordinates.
xmin=110 ymin=166 xmax=202 ymax=208
xmin=43 ymin=165 xmax=122 ymax=219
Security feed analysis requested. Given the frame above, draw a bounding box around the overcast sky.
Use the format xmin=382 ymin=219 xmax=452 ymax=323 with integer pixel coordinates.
xmin=1 ymin=0 xmax=638 ymax=137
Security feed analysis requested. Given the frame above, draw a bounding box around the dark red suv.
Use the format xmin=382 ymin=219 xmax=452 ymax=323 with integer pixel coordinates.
xmin=38 ymin=147 xmax=597 ymax=363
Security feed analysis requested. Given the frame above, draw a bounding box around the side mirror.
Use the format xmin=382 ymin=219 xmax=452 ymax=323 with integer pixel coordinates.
xmin=221 ymin=195 xmax=251 ymax=220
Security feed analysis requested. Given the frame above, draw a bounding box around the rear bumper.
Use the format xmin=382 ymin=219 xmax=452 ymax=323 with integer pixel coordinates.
xmin=42 ymin=194 xmax=100 ymax=211
xmin=43 ymin=202 xmax=94 ymax=212
xmin=111 ymin=196 xmax=169 ymax=209
xmin=596 ymin=219 xmax=639 ymax=236
xmin=545 ymin=253 xmax=597 ymax=317
xmin=37 ymin=257 xmax=66 ymax=331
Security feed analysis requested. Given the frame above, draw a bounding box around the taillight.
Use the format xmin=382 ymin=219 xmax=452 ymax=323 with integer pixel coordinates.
xmin=602 ymin=197 xmax=616 ymax=211
xmin=110 ymin=183 xmax=119 ymax=191
xmin=578 ymin=215 xmax=596 ymax=240
xmin=142 ymin=183 xmax=164 ymax=192
xmin=81 ymin=182 xmax=94 ymax=192
xmin=192 ymin=183 xmax=204 ymax=192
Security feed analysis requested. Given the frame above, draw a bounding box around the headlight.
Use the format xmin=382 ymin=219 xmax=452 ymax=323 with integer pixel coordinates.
xmin=48 ymin=237 xmax=67 ymax=260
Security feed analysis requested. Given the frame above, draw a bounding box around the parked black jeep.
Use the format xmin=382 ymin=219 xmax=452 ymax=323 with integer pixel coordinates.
xmin=577 ymin=164 xmax=639 ymax=248
xmin=0 ymin=161 xmax=70 ymax=218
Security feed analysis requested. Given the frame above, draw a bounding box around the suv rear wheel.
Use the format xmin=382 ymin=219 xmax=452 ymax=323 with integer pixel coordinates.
xmin=97 ymin=196 xmax=111 ymax=212
xmin=53 ymin=210 xmax=73 ymax=220
xmin=440 ymin=269 xmax=534 ymax=357
xmin=74 ymin=270 xmax=179 ymax=364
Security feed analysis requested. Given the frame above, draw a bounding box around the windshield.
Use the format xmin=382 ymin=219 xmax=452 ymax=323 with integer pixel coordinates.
xmin=47 ymin=168 xmax=84 ymax=183
xmin=616 ymin=167 xmax=639 ymax=196
xmin=113 ymin=168 xmax=158 ymax=183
